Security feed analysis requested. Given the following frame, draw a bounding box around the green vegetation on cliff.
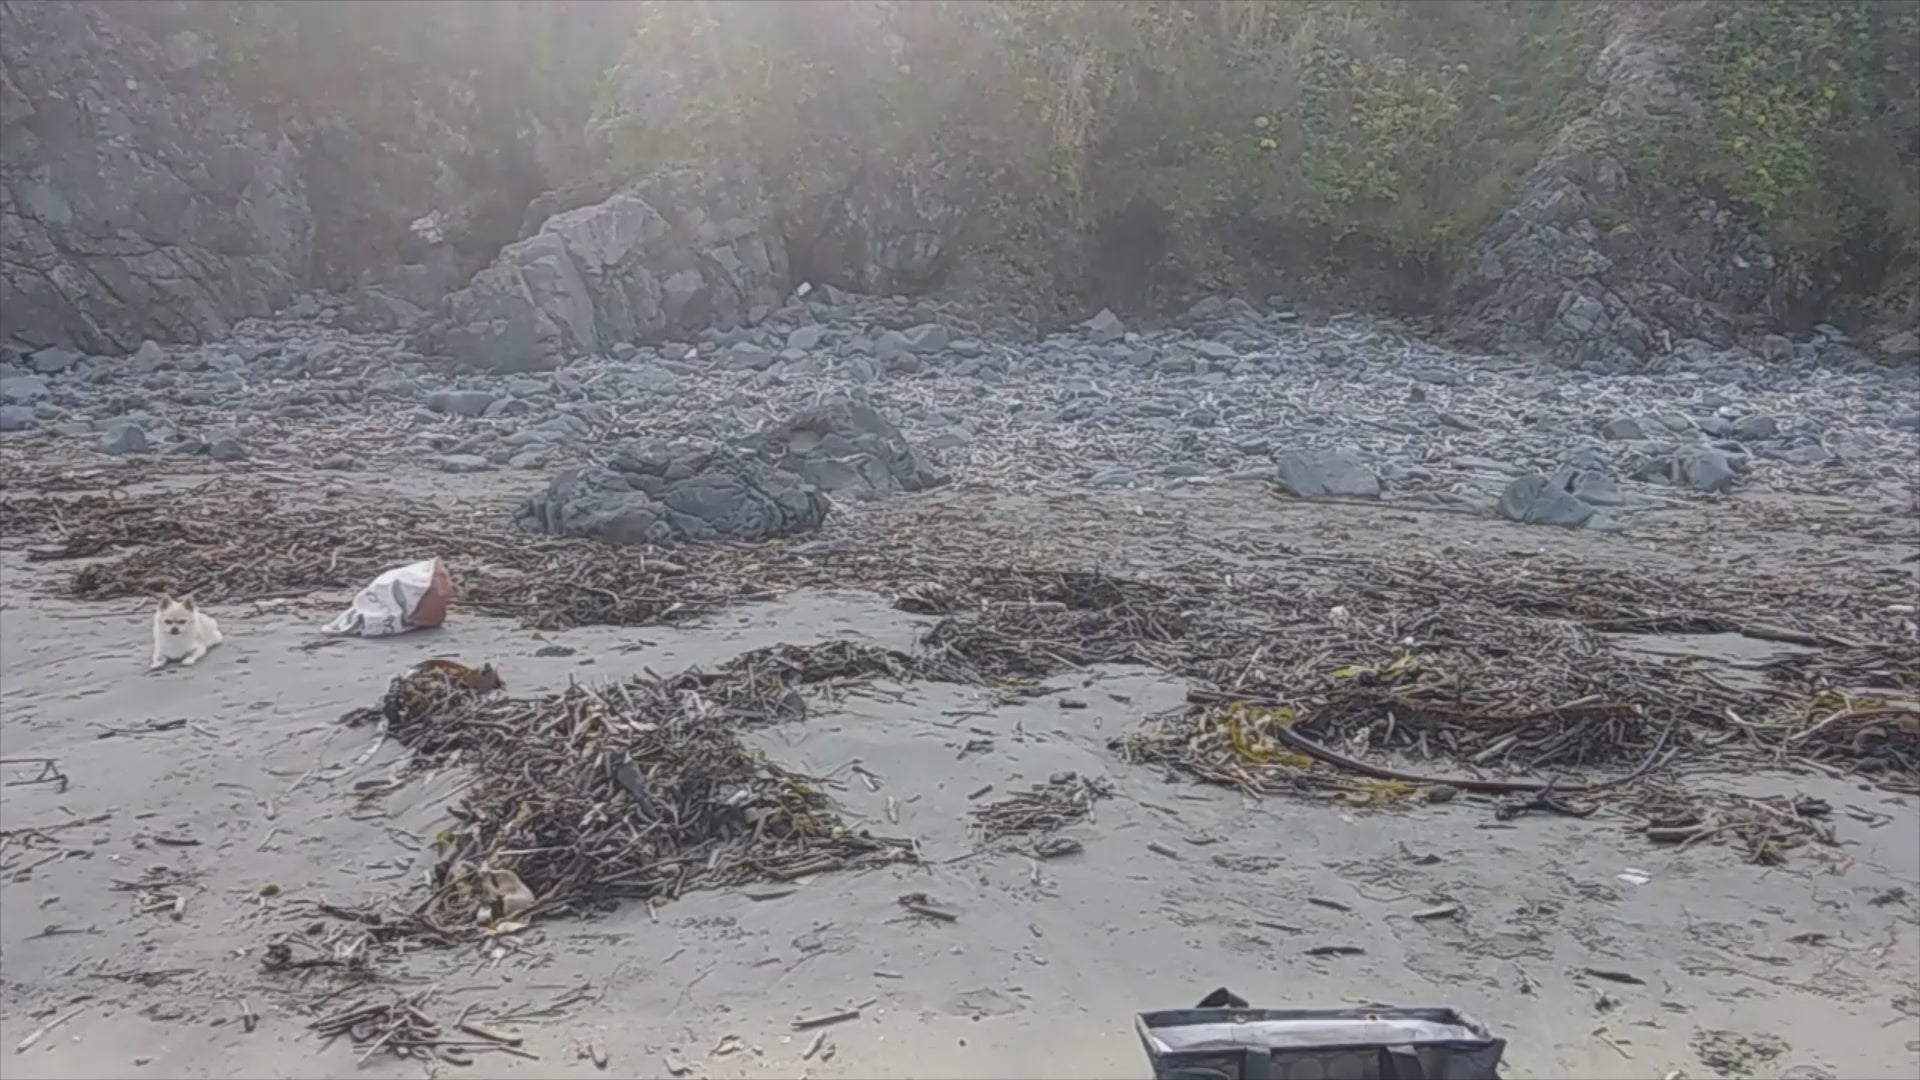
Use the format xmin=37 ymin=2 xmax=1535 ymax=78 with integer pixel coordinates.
xmin=595 ymin=1 xmax=1611 ymax=278
xmin=1666 ymin=0 xmax=1919 ymax=306
xmin=180 ymin=0 xmax=1919 ymax=312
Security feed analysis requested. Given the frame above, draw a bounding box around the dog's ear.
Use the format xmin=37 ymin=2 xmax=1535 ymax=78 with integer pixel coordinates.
xmin=157 ymin=593 xmax=175 ymax=608
xmin=179 ymin=594 xmax=196 ymax=611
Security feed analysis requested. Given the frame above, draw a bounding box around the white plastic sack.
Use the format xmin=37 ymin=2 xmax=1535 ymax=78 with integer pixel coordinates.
xmin=324 ymin=557 xmax=455 ymax=637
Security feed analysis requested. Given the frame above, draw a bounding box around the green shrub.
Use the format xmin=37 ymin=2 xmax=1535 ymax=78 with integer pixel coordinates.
xmin=1669 ymin=0 xmax=1919 ymax=299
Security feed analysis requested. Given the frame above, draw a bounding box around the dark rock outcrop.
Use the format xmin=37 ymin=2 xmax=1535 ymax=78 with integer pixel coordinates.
xmin=1447 ymin=6 xmax=1801 ymax=369
xmin=517 ymin=401 xmax=939 ymax=547
xmin=1497 ymin=472 xmax=1596 ymax=528
xmin=1273 ymin=450 xmax=1381 ymax=499
xmin=515 ymin=452 xmax=828 ymax=547
xmin=786 ymin=154 xmax=969 ymax=296
xmin=421 ymin=170 xmax=788 ymax=372
xmin=744 ymin=401 xmax=944 ymax=500
xmin=1 ymin=2 xmax=311 ymax=354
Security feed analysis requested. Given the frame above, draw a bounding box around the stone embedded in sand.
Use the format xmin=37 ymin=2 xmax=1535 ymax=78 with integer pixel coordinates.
xmin=1776 ymin=443 xmax=1834 ymax=466
xmin=437 ymin=453 xmax=493 ymax=473
xmin=1498 ymin=472 xmax=1595 ymax=528
xmin=0 ymin=374 xmax=49 ymax=405
xmin=725 ymin=341 xmax=775 ymax=371
xmin=1670 ymin=448 xmax=1739 ymax=493
xmin=1273 ymin=450 xmax=1381 ymax=499
xmin=904 ymin=322 xmax=951 ymax=354
xmin=425 ymin=389 xmax=496 ymax=417
xmin=95 ymin=423 xmax=149 ymax=455
xmin=1553 ymin=464 xmax=1624 ymax=507
xmin=872 ymin=329 xmax=913 ymax=364
xmin=1601 ymin=416 xmax=1647 ymax=440
xmin=0 ymin=404 xmax=38 ymax=432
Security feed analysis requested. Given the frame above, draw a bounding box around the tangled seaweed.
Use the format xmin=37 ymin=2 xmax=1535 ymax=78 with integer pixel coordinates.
xmin=339 ymin=651 xmax=922 ymax=938
xmin=8 ymin=477 xmax=1916 ymax=863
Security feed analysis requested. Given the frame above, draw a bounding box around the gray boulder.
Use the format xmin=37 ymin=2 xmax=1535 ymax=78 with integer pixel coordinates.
xmin=0 ymin=374 xmax=50 ymax=405
xmin=0 ymin=404 xmax=37 ymax=431
xmin=1732 ymin=414 xmax=1779 ymax=441
xmin=905 ymin=322 xmax=950 ymax=355
xmin=1552 ymin=465 xmax=1624 ymax=506
xmin=1273 ymin=451 xmax=1381 ymax=499
xmin=29 ymin=348 xmax=79 ymax=374
xmin=1776 ymin=443 xmax=1833 ymax=466
xmin=873 ymin=330 xmax=912 ymax=363
xmin=1600 ymin=416 xmax=1646 ymax=440
xmin=1083 ymin=308 xmax=1126 ymax=345
xmin=437 ymin=454 xmax=493 ymax=473
xmin=424 ymin=172 xmax=788 ymax=372
xmin=1891 ymin=411 xmax=1920 ymax=433
xmin=208 ymin=436 xmax=247 ymax=462
xmin=1670 ymin=448 xmax=1739 ymax=493
xmin=514 ymin=413 xmax=592 ymax=445
xmin=746 ymin=401 xmax=944 ymax=499
xmin=426 ymin=390 xmax=497 ymax=417
xmin=515 ymin=455 xmax=827 ymax=547
xmin=1498 ymin=473 xmax=1595 ymax=528
xmin=96 ymin=423 xmax=149 ymax=455
xmin=725 ymin=342 xmax=775 ymax=371
xmin=786 ymin=324 xmax=826 ymax=351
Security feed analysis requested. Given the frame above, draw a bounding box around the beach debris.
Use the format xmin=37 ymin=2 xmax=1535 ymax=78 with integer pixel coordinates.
xmin=1495 ymin=782 xmax=1598 ymax=821
xmin=1583 ymin=967 xmax=1647 ymax=986
xmin=793 ymin=1002 xmax=868 ymax=1030
xmin=898 ymin=892 xmax=958 ymax=922
xmin=310 ymin=993 xmax=530 ymax=1066
xmin=324 ymin=556 xmax=455 ymax=637
xmin=326 ymin=658 xmax=917 ymax=940
xmin=4 ymin=478 xmax=1912 ymax=868
xmin=1033 ymin=836 xmax=1084 ymax=859
xmin=14 ymin=1004 xmax=88 ymax=1054
xmin=971 ymin=771 xmax=1112 ymax=842
xmin=0 ymin=757 xmax=67 ymax=793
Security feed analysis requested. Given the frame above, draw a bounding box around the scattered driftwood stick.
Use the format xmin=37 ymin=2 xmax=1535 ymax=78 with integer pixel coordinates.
xmin=793 ymin=1008 xmax=862 ymax=1030
xmin=14 ymin=1004 xmax=88 ymax=1054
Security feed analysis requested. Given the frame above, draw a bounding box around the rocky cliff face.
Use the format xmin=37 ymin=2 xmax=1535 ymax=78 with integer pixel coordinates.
xmin=0 ymin=0 xmax=589 ymax=357
xmin=0 ymin=0 xmax=311 ymax=354
xmin=420 ymin=168 xmax=789 ymax=372
xmin=1447 ymin=6 xmax=1821 ymax=369
xmin=1 ymin=0 xmax=1905 ymax=369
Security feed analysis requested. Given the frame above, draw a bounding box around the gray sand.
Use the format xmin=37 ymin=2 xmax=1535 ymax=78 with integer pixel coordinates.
xmin=2 ymin=478 xmax=1917 ymax=1080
